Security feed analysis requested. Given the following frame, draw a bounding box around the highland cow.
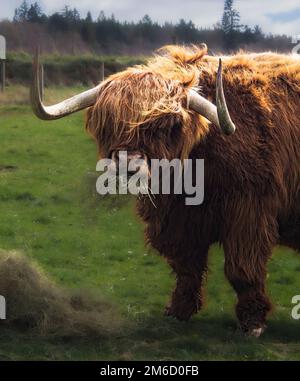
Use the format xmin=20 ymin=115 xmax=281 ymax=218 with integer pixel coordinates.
xmin=31 ymin=45 xmax=300 ymax=337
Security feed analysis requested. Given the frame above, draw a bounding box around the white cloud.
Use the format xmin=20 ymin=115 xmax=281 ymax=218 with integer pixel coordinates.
xmin=236 ymin=0 xmax=300 ymax=35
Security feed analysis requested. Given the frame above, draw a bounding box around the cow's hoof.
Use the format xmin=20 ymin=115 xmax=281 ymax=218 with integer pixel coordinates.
xmin=245 ymin=325 xmax=266 ymax=338
xmin=164 ymin=305 xmax=192 ymax=321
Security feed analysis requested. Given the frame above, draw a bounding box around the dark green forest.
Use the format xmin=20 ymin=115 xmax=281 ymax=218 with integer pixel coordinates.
xmin=0 ymin=0 xmax=294 ymax=55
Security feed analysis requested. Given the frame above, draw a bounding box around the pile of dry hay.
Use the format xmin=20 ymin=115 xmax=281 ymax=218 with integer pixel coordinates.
xmin=0 ymin=250 xmax=121 ymax=337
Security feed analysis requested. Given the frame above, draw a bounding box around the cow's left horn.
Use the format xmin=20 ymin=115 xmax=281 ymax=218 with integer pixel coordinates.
xmin=30 ymin=49 xmax=101 ymax=120
xmin=188 ymin=58 xmax=236 ymax=135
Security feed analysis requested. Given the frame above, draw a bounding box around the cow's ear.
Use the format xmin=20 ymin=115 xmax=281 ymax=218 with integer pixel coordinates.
xmin=85 ymin=107 xmax=95 ymax=137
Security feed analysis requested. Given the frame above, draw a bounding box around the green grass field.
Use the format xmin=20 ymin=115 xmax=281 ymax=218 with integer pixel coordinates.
xmin=0 ymin=87 xmax=300 ymax=360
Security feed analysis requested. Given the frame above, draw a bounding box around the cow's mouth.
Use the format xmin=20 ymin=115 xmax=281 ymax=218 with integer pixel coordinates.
xmin=107 ymin=150 xmax=155 ymax=202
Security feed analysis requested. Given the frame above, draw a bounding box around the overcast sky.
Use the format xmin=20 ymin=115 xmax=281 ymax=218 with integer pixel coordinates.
xmin=0 ymin=0 xmax=299 ymax=36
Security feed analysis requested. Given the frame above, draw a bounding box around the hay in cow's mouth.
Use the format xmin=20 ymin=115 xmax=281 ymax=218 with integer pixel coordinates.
xmin=0 ymin=250 xmax=121 ymax=337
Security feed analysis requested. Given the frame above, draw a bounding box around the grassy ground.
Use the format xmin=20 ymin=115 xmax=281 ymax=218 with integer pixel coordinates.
xmin=0 ymin=87 xmax=300 ymax=360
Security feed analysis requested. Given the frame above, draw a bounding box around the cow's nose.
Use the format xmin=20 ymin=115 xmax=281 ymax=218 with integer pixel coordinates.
xmin=127 ymin=153 xmax=145 ymax=176
xmin=113 ymin=151 xmax=147 ymax=176
xmin=127 ymin=166 xmax=137 ymax=175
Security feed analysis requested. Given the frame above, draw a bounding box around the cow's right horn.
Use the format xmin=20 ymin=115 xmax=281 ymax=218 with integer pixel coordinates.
xmin=30 ymin=50 xmax=101 ymax=121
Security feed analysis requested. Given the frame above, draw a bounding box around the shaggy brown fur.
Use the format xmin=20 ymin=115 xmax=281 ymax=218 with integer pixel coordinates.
xmin=86 ymin=45 xmax=300 ymax=335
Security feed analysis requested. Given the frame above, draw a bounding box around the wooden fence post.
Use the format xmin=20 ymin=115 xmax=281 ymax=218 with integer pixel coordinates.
xmin=0 ymin=60 xmax=5 ymax=92
xmin=40 ymin=63 xmax=44 ymax=101
xmin=101 ymin=62 xmax=105 ymax=81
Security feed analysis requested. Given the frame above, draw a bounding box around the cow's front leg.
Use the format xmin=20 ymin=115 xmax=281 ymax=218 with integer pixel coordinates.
xmin=164 ymin=246 xmax=209 ymax=321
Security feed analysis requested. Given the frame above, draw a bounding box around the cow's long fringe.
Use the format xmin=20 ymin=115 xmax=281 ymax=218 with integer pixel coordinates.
xmin=86 ymin=45 xmax=210 ymax=160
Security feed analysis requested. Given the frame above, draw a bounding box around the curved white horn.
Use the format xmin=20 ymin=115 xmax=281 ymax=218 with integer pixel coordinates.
xmin=30 ymin=50 xmax=101 ymax=121
xmin=216 ymin=58 xmax=236 ymax=135
xmin=188 ymin=58 xmax=236 ymax=135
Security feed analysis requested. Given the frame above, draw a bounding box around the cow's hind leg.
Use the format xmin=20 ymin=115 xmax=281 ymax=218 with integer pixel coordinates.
xmin=224 ymin=246 xmax=273 ymax=336
xmin=164 ymin=244 xmax=209 ymax=321
xmin=223 ymin=202 xmax=277 ymax=337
